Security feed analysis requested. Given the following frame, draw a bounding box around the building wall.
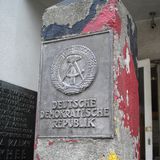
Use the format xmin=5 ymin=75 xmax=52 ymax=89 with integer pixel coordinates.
xmin=0 ymin=0 xmax=44 ymax=91
xmin=137 ymin=18 xmax=160 ymax=60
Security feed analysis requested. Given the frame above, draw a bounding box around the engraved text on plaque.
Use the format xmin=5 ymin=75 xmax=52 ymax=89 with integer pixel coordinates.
xmin=39 ymin=31 xmax=113 ymax=138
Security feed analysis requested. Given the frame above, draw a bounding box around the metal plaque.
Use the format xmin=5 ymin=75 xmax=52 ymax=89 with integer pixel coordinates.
xmin=39 ymin=31 xmax=114 ymax=138
xmin=0 ymin=81 xmax=37 ymax=160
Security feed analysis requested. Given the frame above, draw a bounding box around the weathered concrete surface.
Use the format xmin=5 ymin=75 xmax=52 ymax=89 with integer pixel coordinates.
xmin=137 ymin=18 xmax=160 ymax=60
xmin=35 ymin=0 xmax=139 ymax=159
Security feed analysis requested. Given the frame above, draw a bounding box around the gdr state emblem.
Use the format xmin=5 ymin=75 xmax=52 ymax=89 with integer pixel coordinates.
xmin=50 ymin=45 xmax=97 ymax=95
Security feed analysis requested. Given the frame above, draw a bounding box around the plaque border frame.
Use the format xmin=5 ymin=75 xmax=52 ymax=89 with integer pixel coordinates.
xmin=37 ymin=30 xmax=114 ymax=139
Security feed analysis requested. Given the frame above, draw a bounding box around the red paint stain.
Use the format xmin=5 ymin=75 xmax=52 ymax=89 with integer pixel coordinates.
xmin=136 ymin=142 xmax=140 ymax=160
xmin=117 ymin=42 xmax=139 ymax=137
xmin=48 ymin=140 xmax=54 ymax=146
xmin=34 ymin=136 xmax=38 ymax=150
xmin=116 ymin=42 xmax=140 ymax=159
xmin=36 ymin=153 xmax=40 ymax=160
xmin=34 ymin=143 xmax=37 ymax=150
xmin=64 ymin=139 xmax=79 ymax=143
xmin=82 ymin=0 xmax=121 ymax=35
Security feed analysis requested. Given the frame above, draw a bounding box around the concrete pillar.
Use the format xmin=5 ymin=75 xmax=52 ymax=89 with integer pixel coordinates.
xmin=35 ymin=0 xmax=139 ymax=159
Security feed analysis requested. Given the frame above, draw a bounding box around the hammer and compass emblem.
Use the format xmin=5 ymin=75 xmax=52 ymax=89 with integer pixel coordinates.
xmin=62 ymin=55 xmax=84 ymax=86
xmin=51 ymin=45 xmax=97 ymax=95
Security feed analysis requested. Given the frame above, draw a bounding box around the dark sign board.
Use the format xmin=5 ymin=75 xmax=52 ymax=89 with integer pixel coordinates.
xmin=39 ymin=31 xmax=114 ymax=138
xmin=0 ymin=80 xmax=37 ymax=160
